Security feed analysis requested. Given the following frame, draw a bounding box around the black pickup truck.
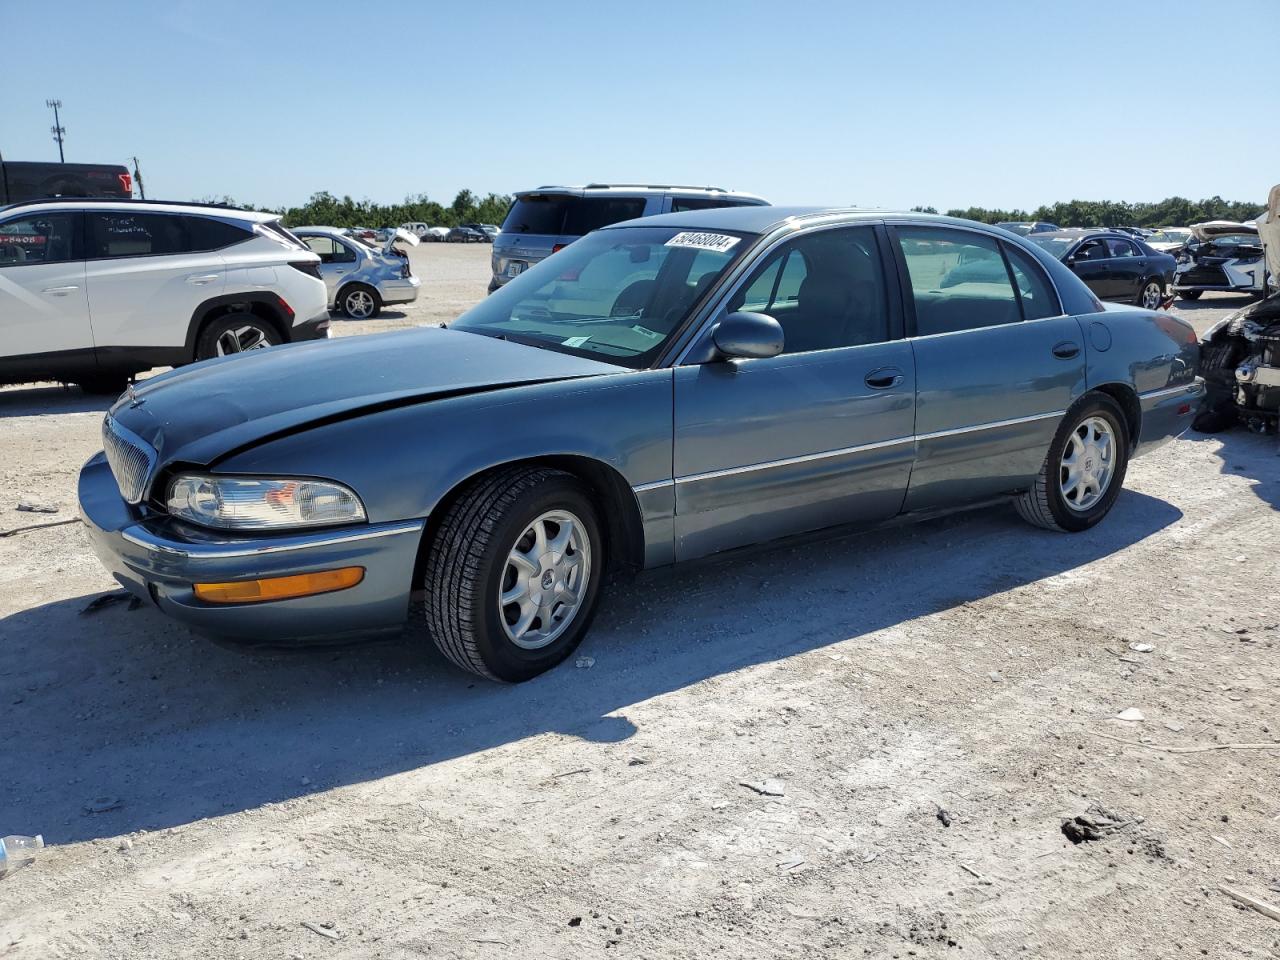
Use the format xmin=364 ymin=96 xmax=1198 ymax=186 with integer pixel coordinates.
xmin=0 ymin=160 xmax=132 ymax=204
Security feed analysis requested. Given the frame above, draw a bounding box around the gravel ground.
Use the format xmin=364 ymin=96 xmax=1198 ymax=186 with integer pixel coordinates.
xmin=1 ymin=251 xmax=1277 ymax=959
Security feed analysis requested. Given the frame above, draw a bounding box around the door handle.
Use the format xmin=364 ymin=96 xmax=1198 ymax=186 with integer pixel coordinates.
xmin=1052 ymin=341 xmax=1080 ymax=360
xmin=865 ymin=367 xmax=904 ymax=390
xmin=186 ymin=274 xmax=220 ymax=285
xmin=41 ymin=285 xmax=79 ymax=295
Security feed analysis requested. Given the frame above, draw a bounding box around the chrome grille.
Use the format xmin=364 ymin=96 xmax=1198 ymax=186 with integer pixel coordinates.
xmin=102 ymin=415 xmax=157 ymax=505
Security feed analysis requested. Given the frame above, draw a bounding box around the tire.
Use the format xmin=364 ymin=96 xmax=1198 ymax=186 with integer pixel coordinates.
xmin=1015 ymin=393 xmax=1131 ymax=533
xmin=195 ymin=314 xmax=281 ymax=361
xmin=339 ymin=284 xmax=381 ymax=320
xmin=1178 ymin=290 xmax=1202 ymax=301
xmin=1136 ymin=279 xmax=1163 ymax=309
xmin=422 ymin=466 xmax=605 ymax=682
xmin=75 ymin=373 xmax=131 ymax=396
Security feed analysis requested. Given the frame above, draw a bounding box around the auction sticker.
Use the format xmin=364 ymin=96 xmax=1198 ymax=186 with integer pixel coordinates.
xmin=664 ymin=232 xmax=741 ymax=253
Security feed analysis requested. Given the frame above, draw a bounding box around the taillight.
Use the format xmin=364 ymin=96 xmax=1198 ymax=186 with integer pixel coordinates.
xmin=288 ymin=261 xmax=322 ymax=280
xmin=274 ymin=294 xmax=295 ymax=321
xmin=118 ymin=172 xmax=133 ymax=195
xmin=551 ymin=243 xmax=568 ymax=255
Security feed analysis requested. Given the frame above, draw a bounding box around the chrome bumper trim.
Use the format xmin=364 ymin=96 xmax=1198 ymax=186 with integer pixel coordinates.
xmin=120 ymin=519 xmax=425 ymax=560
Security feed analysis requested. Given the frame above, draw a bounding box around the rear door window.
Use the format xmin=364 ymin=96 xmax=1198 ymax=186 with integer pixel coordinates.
xmin=302 ymin=235 xmax=357 ymax=264
xmin=1106 ymin=237 xmax=1139 ymax=258
xmin=88 ymin=212 xmax=189 ymax=258
xmin=896 ymin=227 xmax=1022 ymax=335
xmin=1002 ymin=243 xmax=1061 ymax=320
xmin=669 ymin=196 xmax=756 ymax=213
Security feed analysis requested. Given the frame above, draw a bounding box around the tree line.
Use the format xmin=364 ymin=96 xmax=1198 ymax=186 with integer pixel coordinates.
xmin=912 ymin=196 xmax=1265 ymax=228
xmin=198 ymin=189 xmax=513 ymax=229
xmin=202 ymin=190 xmax=1265 ymax=231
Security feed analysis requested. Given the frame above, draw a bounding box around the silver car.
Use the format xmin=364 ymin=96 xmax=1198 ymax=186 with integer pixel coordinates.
xmin=293 ymin=226 xmax=421 ymax=319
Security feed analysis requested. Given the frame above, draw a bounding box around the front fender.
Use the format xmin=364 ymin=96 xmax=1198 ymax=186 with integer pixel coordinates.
xmin=214 ymin=369 xmax=676 ymax=526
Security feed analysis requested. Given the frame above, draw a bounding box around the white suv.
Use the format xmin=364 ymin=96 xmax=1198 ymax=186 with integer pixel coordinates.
xmin=0 ymin=199 xmax=329 ymax=393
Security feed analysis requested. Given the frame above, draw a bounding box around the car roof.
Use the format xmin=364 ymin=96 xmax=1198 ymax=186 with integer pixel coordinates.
xmin=517 ymin=183 xmax=767 ymax=202
xmin=0 ymin=197 xmax=280 ymax=223
xmin=601 ymin=205 xmax=1035 ymax=237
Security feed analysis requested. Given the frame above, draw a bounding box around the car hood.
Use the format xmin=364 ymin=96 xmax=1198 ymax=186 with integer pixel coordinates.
xmin=109 ymin=328 xmax=624 ymax=467
xmin=1262 ymin=184 xmax=1280 ymax=285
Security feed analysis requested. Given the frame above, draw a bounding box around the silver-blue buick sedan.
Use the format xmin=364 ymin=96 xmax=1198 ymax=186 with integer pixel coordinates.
xmin=79 ymin=207 xmax=1204 ymax=682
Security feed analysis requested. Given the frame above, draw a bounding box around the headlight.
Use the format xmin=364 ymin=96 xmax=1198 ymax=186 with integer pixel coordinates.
xmin=166 ymin=475 xmax=366 ymax=530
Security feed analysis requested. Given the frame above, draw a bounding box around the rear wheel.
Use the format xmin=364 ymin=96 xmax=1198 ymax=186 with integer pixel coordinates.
xmin=422 ymin=466 xmax=605 ymax=682
xmin=1178 ymin=289 xmax=1203 ymax=301
xmin=1137 ymin=279 xmax=1163 ymax=309
xmin=339 ymin=284 xmax=381 ymax=320
xmin=195 ymin=314 xmax=281 ymax=361
xmin=1015 ymin=394 xmax=1130 ymax=533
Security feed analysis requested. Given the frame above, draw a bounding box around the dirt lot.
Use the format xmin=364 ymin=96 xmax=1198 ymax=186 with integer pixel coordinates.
xmin=1 ymin=245 xmax=1277 ymax=959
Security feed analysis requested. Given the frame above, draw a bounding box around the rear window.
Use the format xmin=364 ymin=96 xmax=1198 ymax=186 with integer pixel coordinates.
xmin=185 ymin=216 xmax=253 ymax=251
xmin=503 ymin=195 xmax=647 ymax=237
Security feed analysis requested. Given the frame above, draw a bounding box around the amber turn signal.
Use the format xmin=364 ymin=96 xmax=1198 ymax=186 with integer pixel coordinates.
xmin=193 ymin=567 xmax=365 ymax=604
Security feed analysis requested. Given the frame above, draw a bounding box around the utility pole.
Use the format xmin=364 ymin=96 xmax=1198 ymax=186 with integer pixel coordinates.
xmin=131 ymin=156 xmax=146 ymax=199
xmin=46 ymin=99 xmax=66 ymax=162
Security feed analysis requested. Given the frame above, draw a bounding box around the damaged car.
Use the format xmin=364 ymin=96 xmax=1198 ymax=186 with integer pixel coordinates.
xmin=1172 ymin=221 xmax=1269 ymax=301
xmin=1195 ymin=185 xmax=1280 ymax=434
xmin=293 ymin=226 xmax=421 ymax=319
xmin=77 ymin=207 xmax=1203 ymax=683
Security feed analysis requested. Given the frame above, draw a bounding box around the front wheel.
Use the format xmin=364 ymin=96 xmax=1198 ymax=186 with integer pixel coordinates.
xmin=422 ymin=467 xmax=605 ymax=682
xmin=1137 ymin=279 xmax=1163 ymax=309
xmin=1015 ymin=394 xmax=1130 ymax=532
xmin=1178 ymin=289 xmax=1203 ymax=301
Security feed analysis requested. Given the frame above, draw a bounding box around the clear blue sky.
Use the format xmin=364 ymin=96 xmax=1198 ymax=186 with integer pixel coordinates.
xmin=4 ymin=0 xmax=1275 ymax=212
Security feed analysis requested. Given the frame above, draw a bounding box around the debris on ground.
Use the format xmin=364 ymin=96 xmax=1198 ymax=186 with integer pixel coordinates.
xmin=1218 ymin=885 xmax=1280 ymax=924
xmin=1128 ymin=642 xmax=1155 ymax=653
xmin=0 ymin=517 xmax=81 ymax=538
xmin=936 ymin=806 xmax=953 ymax=828
xmin=1061 ymin=803 xmax=1142 ymax=844
xmin=0 ymin=835 xmax=44 ymax=878
xmin=16 ymin=501 xmax=59 ymax=513
xmin=777 ymin=857 xmax=806 ymax=872
xmin=1114 ymin=707 xmax=1146 ymax=722
xmin=575 ymin=656 xmax=595 ymax=669
xmin=83 ymin=797 xmax=123 ymax=814
xmin=740 ymin=779 xmax=786 ymax=797
xmin=301 ymin=921 xmax=342 ymax=940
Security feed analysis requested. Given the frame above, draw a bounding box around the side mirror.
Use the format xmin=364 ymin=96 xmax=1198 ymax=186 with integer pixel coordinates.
xmin=712 ymin=311 xmax=784 ymax=360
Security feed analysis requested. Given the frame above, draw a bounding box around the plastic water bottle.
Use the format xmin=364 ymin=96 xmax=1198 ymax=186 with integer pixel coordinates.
xmin=0 ymin=835 xmax=43 ymax=877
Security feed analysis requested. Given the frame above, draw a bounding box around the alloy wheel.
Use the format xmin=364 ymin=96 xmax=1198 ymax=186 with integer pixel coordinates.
xmin=498 ymin=510 xmax=592 ymax=650
xmin=214 ymin=325 xmax=273 ymax=356
xmin=1059 ymin=416 xmax=1116 ymax=512
xmin=1141 ymin=282 xmax=1162 ymax=310
xmin=345 ymin=289 xmax=376 ymax=319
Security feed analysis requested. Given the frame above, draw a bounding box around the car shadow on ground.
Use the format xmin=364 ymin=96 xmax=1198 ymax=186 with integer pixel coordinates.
xmin=1184 ymin=426 xmax=1280 ymax=509
xmin=0 ymin=491 xmax=1181 ymax=844
xmin=0 ymin=384 xmax=114 ymax=418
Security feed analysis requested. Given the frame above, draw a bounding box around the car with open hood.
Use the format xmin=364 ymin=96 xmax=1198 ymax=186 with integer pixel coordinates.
xmin=78 ymin=207 xmax=1203 ymax=683
xmin=1172 ymin=220 xmax=1269 ymax=301
xmin=293 ymin=226 xmax=420 ymax=319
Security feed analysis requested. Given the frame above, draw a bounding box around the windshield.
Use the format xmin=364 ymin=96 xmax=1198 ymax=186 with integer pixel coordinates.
xmin=452 ymin=225 xmax=753 ymax=368
xmin=1026 ymin=235 xmax=1077 ymax=260
xmin=1148 ymin=229 xmax=1190 ymax=244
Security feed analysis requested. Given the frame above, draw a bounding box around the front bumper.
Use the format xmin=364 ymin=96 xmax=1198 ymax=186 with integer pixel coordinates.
xmin=379 ymin=275 xmax=421 ymax=305
xmin=78 ymin=453 xmax=423 ymax=644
